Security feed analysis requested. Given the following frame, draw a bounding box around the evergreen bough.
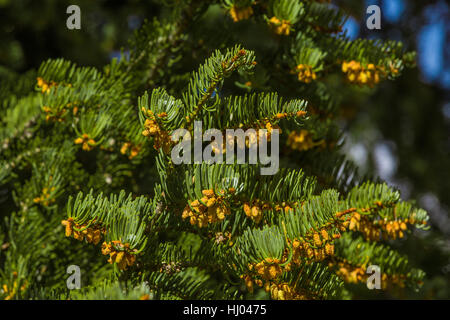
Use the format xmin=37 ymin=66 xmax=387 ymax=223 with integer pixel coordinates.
xmin=0 ymin=0 xmax=428 ymax=300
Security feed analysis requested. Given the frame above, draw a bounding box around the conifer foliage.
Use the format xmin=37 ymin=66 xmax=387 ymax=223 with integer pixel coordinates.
xmin=0 ymin=0 xmax=428 ymax=300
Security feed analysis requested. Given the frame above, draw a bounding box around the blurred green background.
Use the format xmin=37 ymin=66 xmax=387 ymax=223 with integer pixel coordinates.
xmin=0 ymin=0 xmax=448 ymax=299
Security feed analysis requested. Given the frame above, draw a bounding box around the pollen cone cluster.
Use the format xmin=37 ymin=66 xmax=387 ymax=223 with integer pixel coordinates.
xmin=248 ymin=258 xmax=284 ymax=281
xmin=342 ymin=61 xmax=383 ymax=87
xmin=33 ymin=187 xmax=56 ymax=206
xmin=42 ymin=102 xmax=78 ymax=122
xmin=61 ymin=218 xmax=104 ymax=244
xmin=182 ymin=189 xmax=231 ymax=227
xmin=341 ymin=212 xmax=382 ymax=240
xmin=269 ymin=283 xmax=308 ymax=300
xmin=101 ymin=241 xmax=137 ymax=270
xmin=295 ymin=64 xmax=317 ymax=83
xmin=269 ymin=16 xmax=291 ymax=35
xmin=339 ymin=209 xmax=415 ymax=241
xmin=243 ymin=200 xmax=297 ymax=224
xmin=377 ymin=219 xmax=410 ymax=240
xmin=243 ymin=200 xmax=270 ymax=223
xmin=121 ymin=142 xmax=141 ymax=159
xmin=141 ymin=109 xmax=172 ymax=153
xmin=2 ymin=276 xmax=28 ymax=300
xmin=287 ymin=130 xmax=323 ymax=151
xmin=274 ymin=202 xmax=297 ymax=212
xmin=248 ymin=121 xmax=281 ymax=147
xmin=74 ymin=133 xmax=96 ymax=151
xmin=330 ymin=260 xmax=407 ymax=289
xmin=36 ymin=77 xmax=58 ymax=93
xmin=42 ymin=106 xmax=66 ymax=122
xmin=291 ymin=229 xmax=339 ymax=263
xmin=229 ymin=5 xmax=253 ymax=22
